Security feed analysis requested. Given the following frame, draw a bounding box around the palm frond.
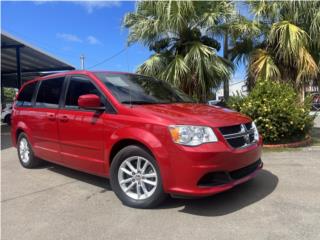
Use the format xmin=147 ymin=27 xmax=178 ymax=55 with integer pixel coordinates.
xmin=250 ymin=49 xmax=281 ymax=81
xmin=269 ymin=21 xmax=309 ymax=65
xmin=310 ymin=9 xmax=320 ymax=48
xmin=136 ymin=53 xmax=170 ymax=79
xmin=162 ymin=55 xmax=190 ymax=87
xmin=296 ymin=47 xmax=319 ymax=85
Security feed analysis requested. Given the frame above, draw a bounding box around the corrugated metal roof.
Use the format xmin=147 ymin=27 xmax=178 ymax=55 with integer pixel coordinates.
xmin=1 ymin=31 xmax=75 ymax=74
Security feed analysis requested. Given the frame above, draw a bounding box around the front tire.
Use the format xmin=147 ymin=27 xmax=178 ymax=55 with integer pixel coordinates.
xmin=17 ymin=133 xmax=41 ymax=168
xmin=110 ymin=145 xmax=166 ymax=208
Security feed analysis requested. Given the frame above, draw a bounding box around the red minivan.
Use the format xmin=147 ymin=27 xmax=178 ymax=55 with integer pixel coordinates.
xmin=11 ymin=71 xmax=263 ymax=208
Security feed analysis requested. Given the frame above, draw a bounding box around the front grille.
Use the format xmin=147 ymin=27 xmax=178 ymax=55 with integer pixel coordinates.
xmin=219 ymin=125 xmax=242 ymax=135
xmin=245 ymin=122 xmax=252 ymax=130
xmin=226 ymin=137 xmax=247 ymax=148
xmin=229 ymin=159 xmax=262 ymax=180
xmin=219 ymin=122 xmax=256 ymax=149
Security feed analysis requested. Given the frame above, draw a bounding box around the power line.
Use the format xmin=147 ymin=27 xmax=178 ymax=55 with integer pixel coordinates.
xmin=87 ymin=47 xmax=128 ymax=69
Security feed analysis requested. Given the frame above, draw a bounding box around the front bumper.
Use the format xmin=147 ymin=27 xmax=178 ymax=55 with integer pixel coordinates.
xmin=161 ymin=138 xmax=263 ymax=197
xmin=170 ymin=159 xmax=263 ymax=197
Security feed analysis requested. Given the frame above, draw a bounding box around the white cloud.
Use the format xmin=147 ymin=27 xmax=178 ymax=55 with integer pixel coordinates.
xmin=56 ymin=33 xmax=82 ymax=43
xmin=33 ymin=1 xmax=121 ymax=13
xmin=87 ymin=35 xmax=102 ymax=45
xmin=76 ymin=1 xmax=121 ymax=14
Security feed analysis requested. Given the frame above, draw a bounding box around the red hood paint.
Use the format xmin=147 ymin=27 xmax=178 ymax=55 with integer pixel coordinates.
xmin=133 ymin=103 xmax=251 ymax=127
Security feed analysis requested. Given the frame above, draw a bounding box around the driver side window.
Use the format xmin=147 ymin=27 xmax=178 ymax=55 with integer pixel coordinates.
xmin=65 ymin=76 xmax=103 ymax=110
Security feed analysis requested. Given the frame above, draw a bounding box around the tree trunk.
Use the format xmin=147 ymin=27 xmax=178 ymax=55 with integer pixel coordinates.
xmin=298 ymin=84 xmax=305 ymax=102
xmin=223 ymin=31 xmax=229 ymax=101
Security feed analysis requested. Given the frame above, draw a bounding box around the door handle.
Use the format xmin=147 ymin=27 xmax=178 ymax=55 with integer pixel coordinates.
xmin=60 ymin=115 xmax=69 ymax=122
xmin=47 ymin=113 xmax=56 ymax=121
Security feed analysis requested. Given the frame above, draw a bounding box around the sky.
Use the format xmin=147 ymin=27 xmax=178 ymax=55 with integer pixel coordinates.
xmin=1 ymin=0 xmax=248 ymax=82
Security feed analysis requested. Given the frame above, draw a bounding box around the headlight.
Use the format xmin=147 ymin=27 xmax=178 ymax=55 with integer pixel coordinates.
xmin=252 ymin=122 xmax=259 ymax=141
xmin=168 ymin=125 xmax=218 ymax=146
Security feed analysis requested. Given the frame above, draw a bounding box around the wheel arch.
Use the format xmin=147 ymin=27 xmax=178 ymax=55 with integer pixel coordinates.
xmin=106 ymin=127 xmax=170 ymax=188
xmin=16 ymin=128 xmax=24 ymax=142
xmin=14 ymin=121 xmax=32 ymax=146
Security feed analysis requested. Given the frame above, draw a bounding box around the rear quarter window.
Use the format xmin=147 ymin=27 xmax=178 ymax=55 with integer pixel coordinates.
xmin=16 ymin=81 xmax=37 ymax=107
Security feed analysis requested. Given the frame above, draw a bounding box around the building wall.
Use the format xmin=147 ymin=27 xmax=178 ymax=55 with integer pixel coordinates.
xmin=214 ymin=81 xmax=247 ymax=100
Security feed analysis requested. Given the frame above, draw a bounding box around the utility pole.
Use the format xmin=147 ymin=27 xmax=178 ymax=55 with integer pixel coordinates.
xmin=80 ymin=54 xmax=85 ymax=70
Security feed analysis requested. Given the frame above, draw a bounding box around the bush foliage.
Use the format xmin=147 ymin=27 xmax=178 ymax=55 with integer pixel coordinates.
xmin=227 ymin=81 xmax=314 ymax=144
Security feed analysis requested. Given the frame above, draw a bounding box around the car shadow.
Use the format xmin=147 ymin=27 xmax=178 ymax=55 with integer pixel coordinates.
xmin=43 ymin=162 xmax=112 ymax=190
xmin=41 ymin=162 xmax=277 ymax=216
xmin=159 ymin=169 xmax=278 ymax=216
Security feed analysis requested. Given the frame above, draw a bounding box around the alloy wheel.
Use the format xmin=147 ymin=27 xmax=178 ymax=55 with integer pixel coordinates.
xmin=19 ymin=138 xmax=30 ymax=164
xmin=118 ymin=156 xmax=158 ymax=200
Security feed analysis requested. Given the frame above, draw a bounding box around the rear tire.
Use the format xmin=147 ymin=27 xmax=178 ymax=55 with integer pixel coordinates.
xmin=17 ymin=133 xmax=41 ymax=168
xmin=110 ymin=145 xmax=167 ymax=208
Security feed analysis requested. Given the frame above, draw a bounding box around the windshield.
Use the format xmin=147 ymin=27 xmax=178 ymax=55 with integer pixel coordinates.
xmin=94 ymin=72 xmax=194 ymax=104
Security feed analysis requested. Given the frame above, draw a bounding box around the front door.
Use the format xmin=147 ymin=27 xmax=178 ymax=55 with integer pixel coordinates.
xmin=57 ymin=75 xmax=107 ymax=175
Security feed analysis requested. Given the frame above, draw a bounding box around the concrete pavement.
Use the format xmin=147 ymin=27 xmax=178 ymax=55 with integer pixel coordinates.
xmin=1 ymin=124 xmax=320 ymax=240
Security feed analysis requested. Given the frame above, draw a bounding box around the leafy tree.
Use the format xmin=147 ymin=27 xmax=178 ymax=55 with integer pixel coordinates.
xmin=214 ymin=5 xmax=261 ymax=99
xmin=123 ymin=0 xmax=235 ymax=102
xmin=2 ymin=88 xmax=16 ymax=103
xmin=245 ymin=0 xmax=320 ymax=98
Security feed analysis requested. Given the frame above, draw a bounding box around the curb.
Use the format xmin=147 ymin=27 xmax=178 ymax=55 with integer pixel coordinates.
xmin=263 ymin=136 xmax=312 ymax=148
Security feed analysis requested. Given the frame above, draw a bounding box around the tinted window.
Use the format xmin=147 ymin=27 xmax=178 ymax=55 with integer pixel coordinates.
xmin=94 ymin=73 xmax=193 ymax=105
xmin=65 ymin=76 xmax=103 ymax=110
xmin=35 ymin=77 xmax=64 ymax=108
xmin=16 ymin=81 xmax=37 ymax=107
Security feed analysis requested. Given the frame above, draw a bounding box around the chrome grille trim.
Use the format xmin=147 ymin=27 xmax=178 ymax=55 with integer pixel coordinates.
xmin=223 ymin=129 xmax=255 ymax=139
xmin=219 ymin=123 xmax=257 ymax=149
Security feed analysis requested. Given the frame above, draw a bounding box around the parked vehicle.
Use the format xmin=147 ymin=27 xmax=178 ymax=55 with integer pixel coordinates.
xmin=1 ymin=103 xmax=13 ymax=125
xmin=207 ymin=100 xmax=221 ymax=106
xmin=11 ymin=71 xmax=263 ymax=208
xmin=311 ymin=92 xmax=320 ymax=111
xmin=207 ymin=99 xmax=227 ymax=108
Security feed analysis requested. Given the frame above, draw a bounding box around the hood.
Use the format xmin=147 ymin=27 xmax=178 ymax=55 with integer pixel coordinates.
xmin=132 ymin=103 xmax=251 ymax=127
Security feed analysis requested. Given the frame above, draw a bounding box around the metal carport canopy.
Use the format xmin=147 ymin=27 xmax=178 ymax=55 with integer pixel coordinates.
xmin=1 ymin=31 xmax=75 ymax=88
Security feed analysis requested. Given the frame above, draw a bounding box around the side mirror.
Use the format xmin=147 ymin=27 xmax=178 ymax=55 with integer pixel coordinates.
xmin=78 ymin=94 xmax=104 ymax=110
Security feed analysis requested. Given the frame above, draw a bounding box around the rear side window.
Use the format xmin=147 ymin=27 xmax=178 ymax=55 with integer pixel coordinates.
xmin=35 ymin=77 xmax=64 ymax=108
xmin=16 ymin=81 xmax=37 ymax=107
xmin=65 ymin=76 xmax=103 ymax=109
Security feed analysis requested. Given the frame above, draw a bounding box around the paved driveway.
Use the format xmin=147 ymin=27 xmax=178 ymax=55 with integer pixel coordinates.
xmin=1 ymin=125 xmax=320 ymax=240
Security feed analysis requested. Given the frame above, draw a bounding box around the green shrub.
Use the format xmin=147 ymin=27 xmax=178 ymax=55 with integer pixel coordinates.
xmin=3 ymin=88 xmax=16 ymax=103
xmin=226 ymin=91 xmax=245 ymax=111
xmin=228 ymin=80 xmax=314 ymax=144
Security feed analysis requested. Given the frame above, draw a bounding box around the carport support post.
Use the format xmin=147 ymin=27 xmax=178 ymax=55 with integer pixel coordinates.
xmin=1 ymin=86 xmax=4 ymax=107
xmin=16 ymin=46 xmax=22 ymax=89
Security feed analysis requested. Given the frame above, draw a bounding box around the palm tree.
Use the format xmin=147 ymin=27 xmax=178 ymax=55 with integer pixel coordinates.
xmin=246 ymin=0 xmax=320 ymax=99
xmin=123 ymin=0 xmax=234 ymax=102
xmin=216 ymin=11 xmax=261 ymax=98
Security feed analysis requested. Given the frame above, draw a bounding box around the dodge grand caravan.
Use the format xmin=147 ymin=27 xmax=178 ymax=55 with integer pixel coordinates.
xmin=11 ymin=71 xmax=263 ymax=208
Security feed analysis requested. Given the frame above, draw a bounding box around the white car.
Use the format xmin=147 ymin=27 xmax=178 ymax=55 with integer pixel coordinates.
xmin=208 ymin=100 xmax=221 ymax=106
xmin=1 ymin=103 xmax=13 ymax=125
